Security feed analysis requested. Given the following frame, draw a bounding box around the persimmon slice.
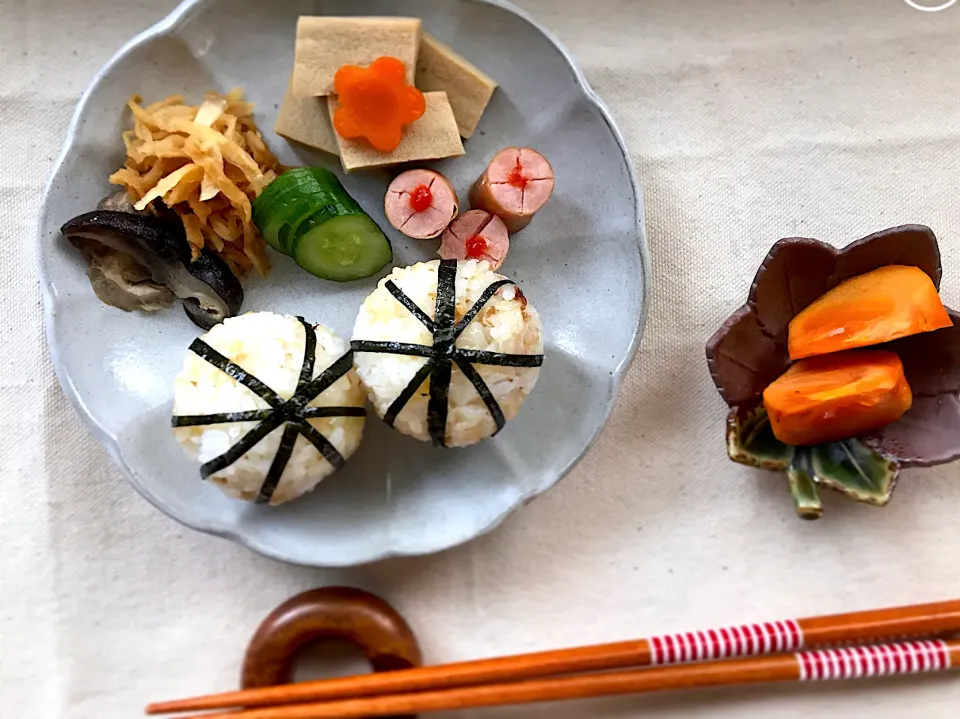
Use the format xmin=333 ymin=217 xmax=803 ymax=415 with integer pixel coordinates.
xmin=788 ymin=265 xmax=951 ymax=360
xmin=763 ymin=350 xmax=913 ymax=446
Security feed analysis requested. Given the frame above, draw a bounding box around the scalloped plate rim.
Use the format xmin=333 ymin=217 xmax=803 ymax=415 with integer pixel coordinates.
xmin=36 ymin=0 xmax=650 ymax=567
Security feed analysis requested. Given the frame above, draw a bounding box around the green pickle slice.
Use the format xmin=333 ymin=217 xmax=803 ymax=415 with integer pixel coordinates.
xmin=252 ymin=167 xmax=392 ymax=280
xmin=292 ymin=213 xmax=392 ymax=282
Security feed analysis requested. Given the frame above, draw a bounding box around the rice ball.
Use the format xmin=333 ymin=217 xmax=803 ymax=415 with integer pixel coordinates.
xmin=352 ymin=259 xmax=543 ymax=447
xmin=172 ymin=311 xmax=366 ymax=505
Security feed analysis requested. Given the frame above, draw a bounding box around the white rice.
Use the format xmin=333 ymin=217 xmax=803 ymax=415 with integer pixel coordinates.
xmin=172 ymin=312 xmax=366 ymax=505
xmin=352 ymin=259 xmax=542 ymax=447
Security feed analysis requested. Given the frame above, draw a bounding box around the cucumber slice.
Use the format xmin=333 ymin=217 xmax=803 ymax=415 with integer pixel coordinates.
xmin=253 ymin=166 xmax=391 ymax=280
xmin=292 ymin=214 xmax=392 ymax=282
xmin=255 ymin=173 xmax=321 ymax=254
xmin=281 ymin=200 xmax=355 ymax=255
xmin=254 ymin=167 xmax=332 ymax=211
xmin=253 ymin=167 xmax=366 ymax=257
xmin=261 ymin=214 xmax=291 ymax=254
xmin=252 ymin=168 xmax=318 ymax=226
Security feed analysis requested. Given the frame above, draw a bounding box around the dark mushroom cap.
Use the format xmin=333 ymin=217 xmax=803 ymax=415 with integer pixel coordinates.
xmin=61 ymin=210 xmax=243 ymax=330
xmin=705 ymin=225 xmax=960 ymax=468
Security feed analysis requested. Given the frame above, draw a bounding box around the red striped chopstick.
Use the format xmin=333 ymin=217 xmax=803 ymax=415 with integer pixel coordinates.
xmin=164 ymin=638 xmax=960 ymax=719
xmin=147 ymin=599 xmax=960 ymax=715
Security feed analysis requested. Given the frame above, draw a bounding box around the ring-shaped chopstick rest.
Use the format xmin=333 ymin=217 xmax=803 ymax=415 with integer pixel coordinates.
xmin=242 ymin=586 xmax=423 ymax=717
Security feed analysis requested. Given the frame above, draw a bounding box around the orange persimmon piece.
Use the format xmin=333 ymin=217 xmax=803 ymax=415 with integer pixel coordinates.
xmin=788 ymin=265 xmax=951 ymax=360
xmin=763 ymin=350 xmax=912 ymax=446
xmin=331 ymin=56 xmax=426 ymax=153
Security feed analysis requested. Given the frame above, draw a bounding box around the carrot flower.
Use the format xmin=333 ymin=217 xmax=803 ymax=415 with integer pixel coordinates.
xmin=332 ymin=56 xmax=426 ymax=152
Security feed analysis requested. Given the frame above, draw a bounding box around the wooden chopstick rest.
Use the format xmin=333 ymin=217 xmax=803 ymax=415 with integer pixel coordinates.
xmin=241 ymin=587 xmax=422 ymax=716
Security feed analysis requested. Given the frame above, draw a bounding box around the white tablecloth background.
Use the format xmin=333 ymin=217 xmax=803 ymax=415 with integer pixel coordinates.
xmin=3 ymin=0 xmax=960 ymax=716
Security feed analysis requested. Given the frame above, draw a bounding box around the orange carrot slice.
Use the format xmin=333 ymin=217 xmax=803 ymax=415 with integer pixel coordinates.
xmin=763 ymin=350 xmax=912 ymax=446
xmin=331 ymin=57 xmax=426 ymax=152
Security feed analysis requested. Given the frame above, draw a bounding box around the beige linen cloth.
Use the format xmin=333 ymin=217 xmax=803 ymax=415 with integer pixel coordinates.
xmin=2 ymin=0 xmax=960 ymax=716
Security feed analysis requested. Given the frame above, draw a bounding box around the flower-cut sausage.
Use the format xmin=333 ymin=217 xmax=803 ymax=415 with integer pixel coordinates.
xmin=469 ymin=147 xmax=554 ymax=232
xmin=384 ymin=169 xmax=459 ymax=240
xmin=439 ymin=209 xmax=509 ymax=270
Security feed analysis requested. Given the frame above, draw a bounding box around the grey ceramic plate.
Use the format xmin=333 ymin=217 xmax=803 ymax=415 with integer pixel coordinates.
xmin=38 ymin=0 xmax=649 ymax=567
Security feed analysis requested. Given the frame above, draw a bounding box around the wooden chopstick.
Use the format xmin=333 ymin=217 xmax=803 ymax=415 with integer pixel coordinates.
xmin=147 ymin=598 xmax=960 ymax=715
xmin=171 ymin=638 xmax=960 ymax=719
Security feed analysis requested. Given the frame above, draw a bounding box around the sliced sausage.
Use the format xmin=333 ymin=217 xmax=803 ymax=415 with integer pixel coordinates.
xmin=384 ymin=169 xmax=459 ymax=240
xmin=468 ymin=147 xmax=554 ymax=233
xmin=439 ymin=209 xmax=509 ymax=270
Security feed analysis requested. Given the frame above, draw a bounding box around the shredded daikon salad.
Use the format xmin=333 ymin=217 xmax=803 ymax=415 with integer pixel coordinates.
xmin=108 ymin=90 xmax=281 ymax=276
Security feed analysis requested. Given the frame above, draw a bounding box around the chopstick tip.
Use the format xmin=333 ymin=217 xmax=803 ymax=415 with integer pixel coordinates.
xmin=145 ymin=700 xmax=181 ymax=715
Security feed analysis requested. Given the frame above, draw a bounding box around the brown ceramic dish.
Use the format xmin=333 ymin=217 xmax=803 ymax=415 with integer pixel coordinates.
xmin=706 ymin=225 xmax=959 ymax=518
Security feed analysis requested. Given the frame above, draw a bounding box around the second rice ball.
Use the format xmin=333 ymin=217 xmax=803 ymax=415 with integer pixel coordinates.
xmin=352 ymin=259 xmax=543 ymax=447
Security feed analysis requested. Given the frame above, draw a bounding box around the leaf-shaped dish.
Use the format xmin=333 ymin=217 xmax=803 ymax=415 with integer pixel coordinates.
xmin=708 ymin=226 xmax=958 ymax=518
xmin=37 ymin=0 xmax=649 ymax=566
xmin=727 ymin=405 xmax=899 ymax=519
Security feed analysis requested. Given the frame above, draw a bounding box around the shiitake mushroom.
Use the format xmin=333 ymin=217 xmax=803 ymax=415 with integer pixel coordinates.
xmin=61 ymin=201 xmax=243 ymax=330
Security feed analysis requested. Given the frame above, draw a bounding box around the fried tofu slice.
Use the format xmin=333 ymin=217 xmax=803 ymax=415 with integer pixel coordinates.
xmin=328 ymin=91 xmax=464 ymax=171
xmin=415 ymin=32 xmax=498 ymax=138
xmin=274 ymin=75 xmax=340 ymax=155
xmin=293 ymin=16 xmax=422 ymax=97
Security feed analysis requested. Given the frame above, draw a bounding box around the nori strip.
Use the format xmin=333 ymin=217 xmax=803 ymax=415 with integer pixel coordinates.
xmin=350 ymin=340 xmax=433 ymax=357
xmin=455 ymin=357 xmax=506 ymax=434
xmin=453 ymin=279 xmax=513 ymax=337
xmin=455 ymin=349 xmax=545 ymax=368
xmin=172 ymin=317 xmax=367 ymax=503
xmin=255 ymin=424 xmax=300 ymax=504
xmin=187 ymin=339 xmax=284 ymax=407
xmin=384 ymin=360 xmax=434 ymax=427
xmin=426 ymin=260 xmax=458 ymax=446
xmin=301 ymin=406 xmax=368 ymax=419
xmin=172 ymin=409 xmax=275 ymax=427
xmin=296 ymin=316 xmax=317 ymax=387
xmin=385 ymin=280 xmax=435 ymax=332
xmin=289 ymin=351 xmax=357 ymax=411
xmin=199 ymin=412 xmax=286 ymax=479
xmin=351 ymin=259 xmax=544 ymax=447
xmin=297 ymin=420 xmax=347 ymax=471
